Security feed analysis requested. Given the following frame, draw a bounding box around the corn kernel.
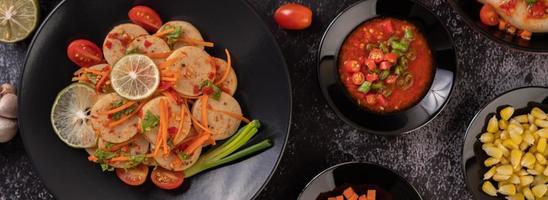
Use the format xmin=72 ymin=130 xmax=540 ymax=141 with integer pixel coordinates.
xmin=523 ymin=124 xmax=531 ymax=130
xmin=482 ymin=181 xmax=498 ymax=196
xmin=522 ymin=153 xmax=537 ymax=168
xmin=522 ymin=187 xmax=534 ymax=200
xmin=535 ymin=119 xmax=548 ymax=128
xmin=499 ymin=184 xmax=516 ymax=195
xmin=521 ymin=176 xmax=534 ymax=186
xmin=507 ymin=193 xmax=525 ymax=200
xmin=494 ymin=174 xmax=511 ymax=181
xmin=484 ymin=166 xmax=497 ymax=180
xmin=529 ymin=114 xmax=536 ymax=124
xmin=536 ymin=129 xmax=548 ymax=138
xmin=520 ymin=142 xmax=529 ymax=151
xmin=498 ymin=165 xmax=514 ymax=175
xmin=485 ymin=146 xmax=504 ymax=159
xmin=535 ymin=164 xmax=546 ymax=175
xmin=527 ymin=169 xmax=540 ymax=175
xmin=485 ymin=157 xmax=501 ymax=167
xmin=488 ymin=115 xmax=500 ymax=133
xmin=512 ymin=150 xmax=524 ymax=169
xmin=532 ymin=175 xmax=548 ymax=186
xmin=524 ymin=132 xmax=535 ymax=145
xmin=515 ymin=115 xmax=529 ymax=123
xmin=501 ymin=106 xmax=515 ymax=121
xmin=504 ymin=139 xmax=520 ymax=150
xmin=480 ymin=132 xmax=495 ymax=143
xmin=502 ymin=157 xmax=510 ymax=164
xmin=532 ymin=184 xmax=547 ymax=197
xmin=500 ymin=144 xmax=511 ymax=157
xmin=544 ymin=167 xmax=548 ymax=176
xmin=500 ymin=119 xmax=509 ymax=130
xmin=510 ymin=133 xmax=524 ymax=146
xmin=519 ymin=169 xmax=529 ymax=176
xmin=531 ymin=107 xmax=547 ymax=120
xmin=539 ymin=138 xmax=548 ymax=153
xmin=536 ymin=153 xmax=547 ymax=165
xmin=510 ymin=123 xmax=525 ymax=136
xmin=495 ymin=138 xmax=503 ymax=146
xmin=509 ymin=174 xmax=521 ymax=184
xmin=530 ymin=124 xmax=538 ymax=132
xmin=538 ymin=197 xmax=548 ymax=200
xmin=501 ymin=131 xmax=509 ymax=140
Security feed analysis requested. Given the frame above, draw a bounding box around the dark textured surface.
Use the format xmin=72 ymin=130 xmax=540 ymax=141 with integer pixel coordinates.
xmin=0 ymin=0 xmax=546 ymax=200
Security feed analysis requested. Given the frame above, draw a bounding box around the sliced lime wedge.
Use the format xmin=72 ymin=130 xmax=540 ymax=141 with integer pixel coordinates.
xmin=0 ymin=0 xmax=39 ymax=43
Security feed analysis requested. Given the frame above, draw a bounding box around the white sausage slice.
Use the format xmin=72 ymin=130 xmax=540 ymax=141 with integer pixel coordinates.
xmin=213 ymin=57 xmax=238 ymax=96
xmin=103 ymin=23 xmax=148 ymax=65
xmin=126 ymin=35 xmax=170 ymax=65
xmin=139 ymin=96 xmax=192 ymax=146
xmin=166 ymin=46 xmax=216 ymax=97
xmin=192 ymin=92 xmax=242 ymax=140
xmin=90 ymin=93 xmax=139 ymax=143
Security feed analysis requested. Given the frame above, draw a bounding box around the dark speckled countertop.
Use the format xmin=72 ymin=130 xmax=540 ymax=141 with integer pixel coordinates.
xmin=0 ymin=0 xmax=546 ymax=199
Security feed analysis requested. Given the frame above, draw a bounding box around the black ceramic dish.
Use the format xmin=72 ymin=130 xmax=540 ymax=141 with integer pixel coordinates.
xmin=18 ymin=0 xmax=291 ymax=199
xmin=297 ymin=162 xmax=422 ymax=200
xmin=318 ymin=0 xmax=457 ymax=135
xmin=448 ymin=0 xmax=548 ymax=53
xmin=462 ymin=86 xmax=548 ymax=200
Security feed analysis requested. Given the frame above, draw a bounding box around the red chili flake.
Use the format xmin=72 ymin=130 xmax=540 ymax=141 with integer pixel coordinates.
xmin=144 ymin=40 xmax=152 ymax=48
xmin=529 ymin=2 xmax=545 ymax=18
xmin=168 ymin=127 xmax=178 ymax=138
xmin=121 ymin=146 xmax=129 ymax=152
xmin=193 ymin=85 xmax=200 ymax=94
xmin=159 ymin=81 xmax=172 ymax=90
xmin=500 ymin=0 xmax=516 ymax=15
xmin=107 ymin=32 xmax=119 ymax=39
xmin=208 ymin=71 xmax=216 ymax=80
xmin=105 ymin=41 xmax=112 ymax=49
xmin=202 ymin=86 xmax=213 ymax=95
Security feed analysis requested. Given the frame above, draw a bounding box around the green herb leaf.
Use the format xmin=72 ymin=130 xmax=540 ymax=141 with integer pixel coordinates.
xmin=100 ymin=163 xmax=114 ymax=171
xmin=141 ymin=111 xmax=160 ymax=132
xmin=200 ymin=80 xmax=222 ymax=100
xmin=125 ymin=47 xmax=143 ymax=55
xmin=163 ymin=25 xmax=183 ymax=47
xmin=94 ymin=148 xmax=116 ymax=161
xmin=177 ymin=152 xmax=190 ymax=161
xmin=404 ymin=28 xmax=414 ymax=40
xmin=526 ymin=0 xmax=537 ymax=5
xmin=358 ymin=81 xmax=371 ymax=93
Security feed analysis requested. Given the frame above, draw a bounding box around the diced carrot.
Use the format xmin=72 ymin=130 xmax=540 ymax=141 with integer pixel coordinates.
xmin=107 ymin=103 xmax=144 ymax=128
xmin=215 ymin=49 xmax=232 ymax=85
xmin=367 ymin=190 xmax=376 ymax=200
xmin=358 ymin=195 xmax=367 ymax=200
xmin=335 ymin=195 xmax=343 ymax=200
xmin=343 ymin=187 xmax=357 ymax=199
xmin=99 ymin=101 xmax=135 ymax=115
xmin=183 ymin=134 xmax=210 ymax=155
xmin=179 ymin=38 xmax=214 ymax=47
xmin=498 ymin=19 xmax=507 ymax=31
xmin=348 ymin=195 xmax=358 ymax=200
xmin=147 ymin=51 xmax=172 ymax=59
xmin=519 ymin=30 xmax=532 ymax=40
xmin=85 ymin=68 xmax=104 ymax=75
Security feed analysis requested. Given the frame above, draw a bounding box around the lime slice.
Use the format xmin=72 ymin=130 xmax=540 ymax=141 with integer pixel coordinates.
xmin=110 ymin=54 xmax=160 ymax=100
xmin=0 ymin=0 xmax=39 ymax=43
xmin=51 ymin=83 xmax=98 ymax=148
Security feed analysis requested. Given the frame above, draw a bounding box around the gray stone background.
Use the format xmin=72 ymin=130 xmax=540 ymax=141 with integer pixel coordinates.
xmin=0 ymin=0 xmax=546 ymax=199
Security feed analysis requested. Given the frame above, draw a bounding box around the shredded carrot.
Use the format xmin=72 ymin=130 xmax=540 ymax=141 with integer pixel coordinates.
xmin=161 ymin=77 xmax=178 ymax=82
xmin=108 ymin=137 xmax=136 ymax=151
xmin=88 ymin=155 xmax=98 ymax=162
xmin=99 ymin=101 xmax=135 ymax=115
xmin=110 ymin=156 xmax=130 ymax=162
xmin=183 ymin=134 xmax=210 ymax=155
xmin=153 ymin=28 xmax=175 ymax=38
xmin=159 ymin=55 xmax=185 ymax=69
xmin=191 ymin=115 xmax=212 ymax=134
xmin=179 ymin=38 xmax=214 ymax=47
xmin=107 ymin=103 xmax=144 ymax=128
xmin=85 ymin=68 xmax=104 ymax=75
xmin=208 ymin=105 xmax=250 ymax=123
xmin=172 ymin=105 xmax=187 ymax=144
xmin=200 ymin=96 xmax=209 ymax=132
xmin=215 ymin=49 xmax=232 ymax=85
xmin=95 ymin=66 xmax=111 ymax=92
xmin=160 ymin=99 xmax=170 ymax=155
xmin=179 ymin=94 xmax=200 ymax=99
xmin=147 ymin=51 xmax=172 ymax=59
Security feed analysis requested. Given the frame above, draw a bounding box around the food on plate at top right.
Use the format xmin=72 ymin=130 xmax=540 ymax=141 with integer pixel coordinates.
xmin=478 ymin=0 xmax=547 ymax=40
xmin=338 ymin=18 xmax=433 ymax=113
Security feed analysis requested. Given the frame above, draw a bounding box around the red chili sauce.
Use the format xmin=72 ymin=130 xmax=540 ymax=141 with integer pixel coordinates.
xmin=338 ymin=18 xmax=433 ymax=113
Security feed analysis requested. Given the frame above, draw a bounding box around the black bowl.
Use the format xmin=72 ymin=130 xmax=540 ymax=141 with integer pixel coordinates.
xmin=448 ymin=0 xmax=548 ymax=53
xmin=18 ymin=0 xmax=292 ymax=199
xmin=462 ymin=86 xmax=548 ymax=200
xmin=318 ymin=0 xmax=457 ymax=135
xmin=297 ymin=162 xmax=422 ymax=200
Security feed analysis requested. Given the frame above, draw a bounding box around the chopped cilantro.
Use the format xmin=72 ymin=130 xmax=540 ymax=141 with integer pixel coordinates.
xmin=94 ymin=148 xmax=116 ymax=161
xmin=200 ymin=80 xmax=221 ymax=100
xmin=111 ymin=100 xmax=124 ymax=108
xmin=100 ymin=163 xmax=114 ymax=171
xmin=104 ymin=142 xmax=113 ymax=150
xmin=141 ymin=111 xmax=159 ymax=132
xmin=110 ymin=102 xmax=137 ymax=120
xmin=163 ymin=25 xmax=183 ymax=47
xmin=125 ymin=47 xmax=143 ymax=55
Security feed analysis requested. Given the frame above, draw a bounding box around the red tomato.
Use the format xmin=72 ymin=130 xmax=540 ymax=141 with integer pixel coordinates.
xmin=128 ymin=6 xmax=163 ymax=32
xmin=67 ymin=39 xmax=103 ymax=67
xmin=344 ymin=60 xmax=361 ymax=72
xmin=366 ymin=94 xmax=377 ymax=105
xmin=384 ymin=53 xmax=398 ymax=63
xmin=479 ymin=4 xmax=499 ymax=26
xmin=365 ymin=59 xmax=376 ymax=70
xmin=380 ymin=20 xmax=394 ymax=35
xmin=385 ymin=75 xmax=398 ymax=84
xmin=351 ymin=72 xmax=365 ymax=85
xmin=368 ymin=49 xmax=384 ymax=63
xmin=379 ymin=61 xmax=392 ymax=70
xmin=274 ymin=3 xmax=312 ymax=30
xmin=366 ymin=73 xmax=378 ymax=82
xmin=377 ymin=94 xmax=387 ymax=106
xmin=151 ymin=167 xmax=184 ymax=190
xmin=529 ymin=2 xmax=545 ymax=18
xmin=116 ymin=164 xmax=148 ymax=186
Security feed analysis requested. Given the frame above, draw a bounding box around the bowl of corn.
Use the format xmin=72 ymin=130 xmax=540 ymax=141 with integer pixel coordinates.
xmin=463 ymin=86 xmax=548 ymax=200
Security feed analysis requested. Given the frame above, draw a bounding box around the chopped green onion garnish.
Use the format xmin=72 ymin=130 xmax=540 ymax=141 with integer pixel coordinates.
xmin=382 ymin=88 xmax=392 ymax=97
xmin=371 ymin=82 xmax=384 ymax=90
xmin=358 ymin=81 xmax=372 ymax=93
xmin=404 ymin=28 xmax=414 ymax=40
xmin=380 ymin=70 xmax=390 ymax=80
xmin=379 ymin=42 xmax=389 ymax=53
xmin=526 ymin=0 xmax=537 ymax=5
xmin=394 ymin=65 xmax=403 ymax=75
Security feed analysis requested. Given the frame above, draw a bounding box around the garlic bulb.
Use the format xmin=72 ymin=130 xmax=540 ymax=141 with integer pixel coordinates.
xmin=0 ymin=117 xmax=16 ymax=143
xmin=0 ymin=93 xmax=17 ymax=119
xmin=0 ymin=83 xmax=15 ymax=95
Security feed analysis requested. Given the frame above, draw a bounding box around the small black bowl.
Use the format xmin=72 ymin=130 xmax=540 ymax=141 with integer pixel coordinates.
xmin=448 ymin=0 xmax=548 ymax=54
xmin=317 ymin=0 xmax=457 ymax=135
xmin=297 ymin=162 xmax=422 ymax=200
xmin=462 ymin=86 xmax=548 ymax=200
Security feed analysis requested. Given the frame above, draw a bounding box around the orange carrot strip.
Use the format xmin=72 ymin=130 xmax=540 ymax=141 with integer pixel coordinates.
xmin=108 ymin=136 xmax=137 ymax=152
xmin=99 ymin=101 xmax=135 ymax=115
xmin=88 ymin=155 xmax=98 ymax=162
xmin=110 ymin=156 xmax=130 ymax=162
xmin=200 ymin=96 xmax=209 ymax=132
xmin=95 ymin=73 xmax=109 ymax=92
xmin=85 ymin=68 xmax=104 ymax=75
xmin=179 ymin=94 xmax=200 ymax=99
xmin=153 ymin=28 xmax=175 ymax=37
xmin=215 ymin=49 xmax=232 ymax=85
xmin=108 ymin=103 xmax=144 ymax=128
xmin=160 ymin=99 xmax=170 ymax=155
xmin=191 ymin=115 xmax=212 ymax=134
xmin=343 ymin=187 xmax=357 ymax=199
xmin=358 ymin=195 xmax=367 ymax=200
xmin=172 ymin=105 xmax=187 ymax=143
xmin=179 ymin=38 xmax=214 ymax=47
xmin=73 ymin=67 xmax=86 ymax=76
xmin=158 ymin=55 xmax=185 ymax=69
xmin=183 ymin=134 xmax=210 ymax=155
xmin=366 ymin=190 xmax=376 ymax=200
xmin=207 ymin=105 xmax=250 ymax=123
xmin=161 ymin=77 xmax=178 ymax=82
xmin=147 ymin=51 xmax=172 ymax=59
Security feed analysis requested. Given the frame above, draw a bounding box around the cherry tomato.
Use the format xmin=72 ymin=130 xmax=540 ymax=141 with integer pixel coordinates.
xmin=274 ymin=3 xmax=312 ymax=30
xmin=116 ymin=164 xmax=149 ymax=186
xmin=376 ymin=94 xmax=387 ymax=106
xmin=383 ymin=53 xmax=398 ymax=63
xmin=365 ymin=59 xmax=376 ymax=70
xmin=379 ymin=61 xmax=392 ymax=70
xmin=344 ymin=60 xmax=361 ymax=73
xmin=67 ymin=39 xmax=103 ymax=67
xmin=385 ymin=75 xmax=398 ymax=84
xmin=366 ymin=94 xmax=377 ymax=105
xmin=368 ymin=49 xmax=384 ymax=63
xmin=351 ymin=72 xmax=365 ymax=85
xmin=529 ymin=2 xmax=546 ymax=18
xmin=128 ymin=6 xmax=163 ymax=32
xmin=151 ymin=167 xmax=184 ymax=190
xmin=479 ymin=4 xmax=499 ymax=26
xmin=380 ymin=20 xmax=394 ymax=35
xmin=366 ymin=73 xmax=378 ymax=82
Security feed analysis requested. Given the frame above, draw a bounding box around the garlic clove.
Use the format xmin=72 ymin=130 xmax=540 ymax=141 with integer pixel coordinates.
xmin=0 ymin=93 xmax=17 ymax=119
xmin=0 ymin=83 xmax=15 ymax=95
xmin=0 ymin=117 xmax=17 ymax=143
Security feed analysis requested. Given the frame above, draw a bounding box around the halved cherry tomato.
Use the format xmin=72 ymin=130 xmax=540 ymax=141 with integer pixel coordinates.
xmin=274 ymin=3 xmax=312 ymax=30
xmin=385 ymin=75 xmax=398 ymax=84
xmin=116 ymin=164 xmax=149 ymax=186
xmin=344 ymin=60 xmax=361 ymax=72
xmin=351 ymin=72 xmax=365 ymax=85
xmin=380 ymin=20 xmax=394 ymax=35
xmin=366 ymin=94 xmax=377 ymax=105
xmin=128 ymin=6 xmax=162 ymax=32
xmin=383 ymin=53 xmax=398 ymax=63
xmin=67 ymin=39 xmax=103 ymax=67
xmin=365 ymin=59 xmax=376 ymax=70
xmin=368 ymin=49 xmax=384 ymax=63
xmin=366 ymin=73 xmax=378 ymax=82
xmin=151 ymin=167 xmax=184 ymax=190
xmin=479 ymin=4 xmax=499 ymax=26
xmin=379 ymin=61 xmax=392 ymax=70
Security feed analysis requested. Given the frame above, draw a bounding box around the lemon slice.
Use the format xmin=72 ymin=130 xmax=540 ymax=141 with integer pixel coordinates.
xmin=51 ymin=83 xmax=98 ymax=148
xmin=0 ymin=0 xmax=39 ymax=43
xmin=110 ymin=54 xmax=160 ymax=100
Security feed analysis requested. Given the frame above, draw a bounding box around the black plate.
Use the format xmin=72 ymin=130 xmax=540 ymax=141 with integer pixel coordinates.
xmin=18 ymin=0 xmax=291 ymax=199
xmin=297 ymin=162 xmax=422 ymax=200
xmin=462 ymin=86 xmax=548 ymax=200
xmin=448 ymin=0 xmax=548 ymax=54
xmin=317 ymin=0 xmax=457 ymax=135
